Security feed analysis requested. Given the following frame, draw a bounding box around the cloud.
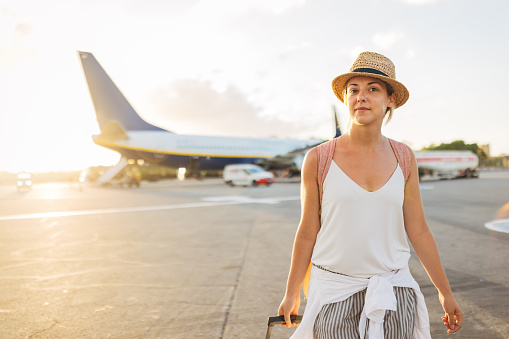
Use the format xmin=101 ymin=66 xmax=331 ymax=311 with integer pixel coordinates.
xmin=13 ymin=22 xmax=33 ymax=37
xmin=190 ymin=0 xmax=307 ymax=16
xmin=372 ymin=31 xmax=405 ymax=50
xmin=349 ymin=46 xmax=365 ymax=59
xmin=251 ymin=0 xmax=307 ymax=13
xmin=278 ymin=41 xmax=312 ymax=61
xmin=0 ymin=7 xmax=37 ymax=72
xmin=397 ymin=0 xmax=439 ymax=4
xmin=146 ymin=78 xmax=321 ymax=138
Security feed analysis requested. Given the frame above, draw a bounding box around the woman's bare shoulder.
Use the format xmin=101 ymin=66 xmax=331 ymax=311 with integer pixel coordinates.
xmin=302 ymin=147 xmax=318 ymax=177
xmin=301 ymin=147 xmax=320 ymax=200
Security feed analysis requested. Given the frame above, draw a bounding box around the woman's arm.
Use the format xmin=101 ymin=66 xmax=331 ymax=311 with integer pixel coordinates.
xmin=278 ymin=148 xmax=322 ymax=328
xmin=403 ymin=152 xmax=463 ymax=333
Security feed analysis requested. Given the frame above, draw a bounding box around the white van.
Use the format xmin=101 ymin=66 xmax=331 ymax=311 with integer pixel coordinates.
xmin=223 ymin=164 xmax=275 ymax=187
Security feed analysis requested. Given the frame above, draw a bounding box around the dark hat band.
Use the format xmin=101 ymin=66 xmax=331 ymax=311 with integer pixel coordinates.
xmin=352 ymin=68 xmax=388 ymax=78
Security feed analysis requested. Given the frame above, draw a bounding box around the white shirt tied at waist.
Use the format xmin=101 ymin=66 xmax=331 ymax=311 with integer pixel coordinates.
xmin=290 ymin=265 xmax=431 ymax=339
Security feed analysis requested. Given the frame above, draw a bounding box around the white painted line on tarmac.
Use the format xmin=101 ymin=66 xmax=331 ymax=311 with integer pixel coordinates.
xmin=0 ymin=195 xmax=300 ymax=221
xmin=419 ymin=184 xmax=434 ymax=190
xmin=485 ymin=219 xmax=509 ymax=234
xmin=202 ymin=195 xmax=299 ymax=205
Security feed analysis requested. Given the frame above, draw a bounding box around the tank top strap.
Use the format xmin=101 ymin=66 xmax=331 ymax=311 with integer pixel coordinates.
xmin=316 ymin=139 xmax=337 ymax=204
xmin=388 ymin=138 xmax=413 ymax=181
xmin=316 ymin=138 xmax=412 ymax=200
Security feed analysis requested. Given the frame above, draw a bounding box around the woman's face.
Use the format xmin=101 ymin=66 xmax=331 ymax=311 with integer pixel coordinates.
xmin=345 ymin=76 xmax=395 ymax=126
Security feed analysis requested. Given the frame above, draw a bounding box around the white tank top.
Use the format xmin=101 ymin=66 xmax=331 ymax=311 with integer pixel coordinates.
xmin=311 ymin=161 xmax=411 ymax=278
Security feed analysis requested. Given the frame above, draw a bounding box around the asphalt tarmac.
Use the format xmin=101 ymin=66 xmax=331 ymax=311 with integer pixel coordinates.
xmin=0 ymin=171 xmax=508 ymax=339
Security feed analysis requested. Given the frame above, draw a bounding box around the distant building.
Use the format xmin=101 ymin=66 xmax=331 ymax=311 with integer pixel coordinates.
xmin=485 ymin=154 xmax=509 ymax=168
xmin=477 ymin=144 xmax=509 ymax=168
xmin=498 ymin=155 xmax=509 ymax=168
xmin=480 ymin=144 xmax=491 ymax=158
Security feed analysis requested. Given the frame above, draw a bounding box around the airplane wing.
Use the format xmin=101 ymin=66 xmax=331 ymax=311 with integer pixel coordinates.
xmin=257 ymin=106 xmax=342 ymax=171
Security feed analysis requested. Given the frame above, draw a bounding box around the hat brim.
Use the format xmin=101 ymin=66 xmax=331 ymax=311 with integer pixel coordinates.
xmin=332 ymin=72 xmax=409 ymax=108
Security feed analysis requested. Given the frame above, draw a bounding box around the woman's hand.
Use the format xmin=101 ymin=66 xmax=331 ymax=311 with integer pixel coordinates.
xmin=278 ymin=294 xmax=301 ymax=328
xmin=439 ymin=293 xmax=463 ymax=333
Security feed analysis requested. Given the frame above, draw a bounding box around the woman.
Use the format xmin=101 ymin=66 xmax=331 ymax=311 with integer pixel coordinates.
xmin=278 ymin=52 xmax=463 ymax=338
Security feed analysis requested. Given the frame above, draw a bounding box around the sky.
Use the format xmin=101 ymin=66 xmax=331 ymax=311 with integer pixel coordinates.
xmin=1 ymin=0 xmax=508 ymax=172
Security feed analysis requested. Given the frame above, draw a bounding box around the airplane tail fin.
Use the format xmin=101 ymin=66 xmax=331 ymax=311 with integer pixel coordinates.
xmin=77 ymin=51 xmax=168 ymax=133
xmin=333 ymin=105 xmax=342 ymax=138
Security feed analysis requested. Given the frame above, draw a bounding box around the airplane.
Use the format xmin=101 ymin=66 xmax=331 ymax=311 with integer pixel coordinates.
xmin=77 ymin=51 xmax=341 ymax=184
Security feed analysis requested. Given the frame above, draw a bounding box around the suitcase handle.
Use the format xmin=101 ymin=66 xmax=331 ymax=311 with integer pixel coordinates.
xmin=267 ymin=314 xmax=303 ymax=326
xmin=265 ymin=315 xmax=303 ymax=339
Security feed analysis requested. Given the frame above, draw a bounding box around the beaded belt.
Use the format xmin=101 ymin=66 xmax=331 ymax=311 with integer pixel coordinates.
xmin=313 ymin=263 xmax=399 ymax=278
xmin=312 ymin=263 xmax=353 ymax=277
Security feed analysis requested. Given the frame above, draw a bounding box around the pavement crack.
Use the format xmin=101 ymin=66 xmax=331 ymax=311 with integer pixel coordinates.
xmin=27 ymin=319 xmax=60 ymax=338
xmin=218 ymin=224 xmax=253 ymax=339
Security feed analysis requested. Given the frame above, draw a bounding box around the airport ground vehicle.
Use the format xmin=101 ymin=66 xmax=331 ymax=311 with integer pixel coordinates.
xmin=16 ymin=172 xmax=32 ymax=191
xmin=223 ymin=164 xmax=275 ymax=187
xmin=101 ymin=165 xmax=141 ymax=188
xmin=415 ymin=150 xmax=479 ymax=180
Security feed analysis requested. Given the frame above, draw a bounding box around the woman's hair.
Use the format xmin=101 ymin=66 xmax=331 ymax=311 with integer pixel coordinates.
xmin=343 ymin=79 xmax=395 ymax=125
xmin=384 ymin=82 xmax=395 ymax=124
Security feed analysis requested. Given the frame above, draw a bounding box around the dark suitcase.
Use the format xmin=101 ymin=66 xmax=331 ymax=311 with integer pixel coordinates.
xmin=265 ymin=315 xmax=303 ymax=339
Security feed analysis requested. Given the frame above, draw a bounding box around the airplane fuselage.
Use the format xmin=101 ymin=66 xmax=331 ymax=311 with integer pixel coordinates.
xmin=93 ymin=131 xmax=321 ymax=170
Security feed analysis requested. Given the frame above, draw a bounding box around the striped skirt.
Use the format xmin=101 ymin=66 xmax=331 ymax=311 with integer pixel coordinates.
xmin=313 ymin=287 xmax=416 ymax=339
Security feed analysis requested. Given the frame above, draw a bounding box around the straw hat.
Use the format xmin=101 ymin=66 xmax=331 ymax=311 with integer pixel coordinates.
xmin=331 ymin=51 xmax=409 ymax=108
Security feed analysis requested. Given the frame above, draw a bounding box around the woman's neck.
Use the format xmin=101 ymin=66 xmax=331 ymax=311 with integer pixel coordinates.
xmin=345 ymin=124 xmax=385 ymax=151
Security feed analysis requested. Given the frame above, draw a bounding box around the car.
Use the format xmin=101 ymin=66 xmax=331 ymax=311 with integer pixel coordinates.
xmin=223 ymin=164 xmax=275 ymax=187
xmin=16 ymin=172 xmax=32 ymax=191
